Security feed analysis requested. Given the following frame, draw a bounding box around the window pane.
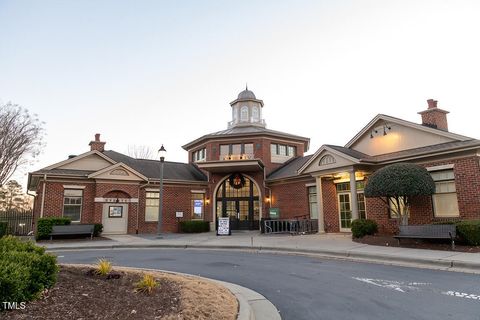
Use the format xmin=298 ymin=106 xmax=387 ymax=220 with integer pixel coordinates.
xmin=232 ymin=144 xmax=241 ymax=155
xmin=244 ymin=144 xmax=254 ymax=157
xmin=64 ymin=205 xmax=81 ymax=221
xmin=279 ymin=145 xmax=286 ymax=156
xmin=431 ymin=170 xmax=455 ymax=181
xmin=192 ymin=193 xmax=204 ymax=219
xmin=220 ymin=145 xmax=229 ymax=158
xmin=145 ymin=206 xmax=158 ymax=221
xmin=270 ymin=144 xmax=277 ymax=155
xmin=146 ymin=192 xmax=159 ymax=198
xmin=433 ymin=193 xmax=459 ymax=217
xmin=287 ymin=146 xmax=295 ymax=157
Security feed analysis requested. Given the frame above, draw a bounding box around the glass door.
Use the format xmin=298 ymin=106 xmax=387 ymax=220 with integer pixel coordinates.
xmin=338 ymin=193 xmax=352 ymax=231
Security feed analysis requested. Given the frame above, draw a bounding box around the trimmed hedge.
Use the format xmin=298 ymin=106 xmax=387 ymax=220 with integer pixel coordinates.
xmin=36 ymin=217 xmax=71 ymax=240
xmin=456 ymin=220 xmax=480 ymax=246
xmin=351 ymin=219 xmax=378 ymax=238
xmin=0 ymin=236 xmax=58 ymax=307
xmin=180 ymin=221 xmax=210 ymax=233
xmin=0 ymin=221 xmax=7 ymax=237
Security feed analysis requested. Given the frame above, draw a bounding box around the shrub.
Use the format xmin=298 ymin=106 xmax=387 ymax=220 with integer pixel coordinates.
xmin=135 ymin=274 xmax=158 ymax=294
xmin=456 ymin=220 xmax=480 ymax=246
xmin=179 ymin=221 xmax=210 ymax=233
xmin=36 ymin=217 xmax=71 ymax=240
xmin=95 ymin=258 xmax=112 ymax=276
xmin=0 ymin=221 xmax=7 ymax=237
xmin=0 ymin=236 xmax=58 ymax=306
xmin=351 ymin=219 xmax=378 ymax=238
xmin=94 ymin=223 xmax=103 ymax=237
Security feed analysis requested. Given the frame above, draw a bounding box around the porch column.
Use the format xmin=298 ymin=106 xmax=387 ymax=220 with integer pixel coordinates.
xmin=315 ymin=176 xmax=325 ymax=233
xmin=349 ymin=170 xmax=359 ymax=220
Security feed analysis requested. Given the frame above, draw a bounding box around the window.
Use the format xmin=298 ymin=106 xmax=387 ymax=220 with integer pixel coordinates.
xmin=145 ymin=191 xmax=159 ymax=222
xmin=252 ymin=107 xmax=259 ymax=121
xmin=308 ymin=186 xmax=318 ymax=219
xmin=240 ymin=106 xmax=248 ymax=121
xmin=63 ymin=189 xmax=82 ymax=222
xmin=244 ymin=143 xmax=254 ymax=158
xmin=192 ymin=148 xmax=206 ymax=162
xmin=232 ymin=144 xmax=241 ymax=155
xmin=319 ymin=155 xmax=335 ymax=166
xmin=220 ymin=145 xmax=229 ymax=159
xmin=388 ymin=197 xmax=407 ymax=218
xmin=219 ymin=143 xmax=254 ymax=160
xmin=271 ymin=143 xmax=296 ymax=156
xmin=191 ymin=193 xmax=204 ymax=219
xmin=431 ymin=169 xmax=459 ymax=217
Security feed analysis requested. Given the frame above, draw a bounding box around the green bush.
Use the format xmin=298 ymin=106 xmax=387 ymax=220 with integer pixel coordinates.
xmin=180 ymin=221 xmax=210 ymax=233
xmin=94 ymin=223 xmax=103 ymax=237
xmin=351 ymin=219 xmax=378 ymax=238
xmin=0 ymin=236 xmax=58 ymax=306
xmin=36 ymin=217 xmax=71 ymax=240
xmin=0 ymin=221 xmax=7 ymax=237
xmin=456 ymin=220 xmax=480 ymax=246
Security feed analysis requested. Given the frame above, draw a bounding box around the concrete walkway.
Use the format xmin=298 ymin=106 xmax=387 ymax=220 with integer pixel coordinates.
xmin=42 ymin=231 xmax=480 ymax=273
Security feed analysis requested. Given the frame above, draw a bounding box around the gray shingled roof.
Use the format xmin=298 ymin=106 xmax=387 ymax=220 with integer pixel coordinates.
xmin=325 ymin=145 xmax=373 ymax=161
xmin=103 ymin=151 xmax=207 ymax=181
xmin=267 ymin=155 xmax=313 ymax=181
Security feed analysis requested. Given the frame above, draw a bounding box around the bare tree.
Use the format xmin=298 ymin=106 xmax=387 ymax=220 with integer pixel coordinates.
xmin=127 ymin=145 xmax=155 ymax=159
xmin=0 ymin=103 xmax=44 ymax=187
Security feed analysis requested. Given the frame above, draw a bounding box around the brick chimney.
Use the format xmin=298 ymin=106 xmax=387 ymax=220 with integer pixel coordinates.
xmin=89 ymin=133 xmax=106 ymax=152
xmin=418 ymin=99 xmax=449 ymax=131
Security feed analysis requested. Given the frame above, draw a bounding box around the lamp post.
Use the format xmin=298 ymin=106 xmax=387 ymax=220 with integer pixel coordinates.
xmin=157 ymin=145 xmax=167 ymax=238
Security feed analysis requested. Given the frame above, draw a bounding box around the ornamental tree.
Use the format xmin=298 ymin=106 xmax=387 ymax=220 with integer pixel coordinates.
xmin=364 ymin=163 xmax=435 ymax=226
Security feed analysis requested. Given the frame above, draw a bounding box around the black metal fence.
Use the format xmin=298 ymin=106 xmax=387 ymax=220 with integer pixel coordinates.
xmin=263 ymin=219 xmax=319 ymax=235
xmin=0 ymin=210 xmax=34 ymax=236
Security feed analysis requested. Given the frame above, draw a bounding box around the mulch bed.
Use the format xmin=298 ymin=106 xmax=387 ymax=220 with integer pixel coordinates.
xmin=354 ymin=235 xmax=480 ymax=253
xmin=4 ymin=265 xmax=181 ymax=320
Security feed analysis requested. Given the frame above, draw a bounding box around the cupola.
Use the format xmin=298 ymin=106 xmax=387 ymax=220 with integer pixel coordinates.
xmin=228 ymin=86 xmax=266 ymax=128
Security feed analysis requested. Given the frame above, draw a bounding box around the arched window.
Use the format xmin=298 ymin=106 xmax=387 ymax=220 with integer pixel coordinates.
xmin=319 ymin=154 xmax=336 ymax=166
xmin=252 ymin=107 xmax=259 ymax=121
xmin=240 ymin=106 xmax=249 ymax=121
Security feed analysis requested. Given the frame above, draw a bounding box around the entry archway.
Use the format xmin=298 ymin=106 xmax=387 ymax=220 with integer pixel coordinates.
xmin=214 ymin=174 xmax=261 ymax=230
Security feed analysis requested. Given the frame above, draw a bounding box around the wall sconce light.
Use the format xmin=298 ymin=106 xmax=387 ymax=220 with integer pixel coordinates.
xmin=383 ymin=124 xmax=392 ymax=136
xmin=265 ymin=195 xmax=271 ymax=203
xmin=370 ymin=129 xmax=378 ymax=139
xmin=205 ymin=198 xmax=210 ymax=205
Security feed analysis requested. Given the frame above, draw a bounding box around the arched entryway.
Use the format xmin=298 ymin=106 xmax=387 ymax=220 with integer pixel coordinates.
xmin=215 ymin=174 xmax=261 ymax=230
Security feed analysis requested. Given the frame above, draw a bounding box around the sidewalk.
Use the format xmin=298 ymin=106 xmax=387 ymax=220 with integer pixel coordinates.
xmin=41 ymin=231 xmax=480 ymax=273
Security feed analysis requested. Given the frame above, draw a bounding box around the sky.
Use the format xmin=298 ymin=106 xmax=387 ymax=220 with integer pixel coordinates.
xmin=1 ymin=0 xmax=480 ymax=190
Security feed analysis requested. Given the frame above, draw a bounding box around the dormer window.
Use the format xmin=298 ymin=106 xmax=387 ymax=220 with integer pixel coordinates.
xmin=240 ymin=106 xmax=249 ymax=122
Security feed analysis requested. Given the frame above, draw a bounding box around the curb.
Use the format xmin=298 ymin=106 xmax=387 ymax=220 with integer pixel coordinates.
xmin=47 ymin=243 xmax=480 ymax=274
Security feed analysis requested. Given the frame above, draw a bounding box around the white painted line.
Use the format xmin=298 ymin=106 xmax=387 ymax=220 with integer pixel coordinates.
xmin=442 ymin=291 xmax=480 ymax=301
xmin=352 ymin=277 xmax=430 ymax=293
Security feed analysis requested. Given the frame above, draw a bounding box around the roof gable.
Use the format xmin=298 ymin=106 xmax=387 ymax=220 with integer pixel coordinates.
xmin=87 ymin=163 xmax=148 ymax=181
xmin=45 ymin=150 xmax=116 ymax=171
xmin=298 ymin=146 xmax=359 ymax=175
xmin=345 ymin=114 xmax=472 ymax=156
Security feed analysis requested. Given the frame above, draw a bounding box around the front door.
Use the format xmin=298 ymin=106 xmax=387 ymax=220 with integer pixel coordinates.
xmin=224 ymin=200 xmax=251 ymax=230
xmin=102 ymin=203 xmax=128 ymax=234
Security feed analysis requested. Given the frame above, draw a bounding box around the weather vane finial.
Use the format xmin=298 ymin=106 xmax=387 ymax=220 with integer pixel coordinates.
xmin=246 ymin=83 xmax=248 ymax=91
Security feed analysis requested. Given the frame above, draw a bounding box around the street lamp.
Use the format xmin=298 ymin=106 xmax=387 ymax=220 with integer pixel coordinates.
xmin=157 ymin=144 xmax=167 ymax=238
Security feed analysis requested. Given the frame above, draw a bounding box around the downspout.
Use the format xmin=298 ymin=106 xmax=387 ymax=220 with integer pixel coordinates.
xmin=26 ymin=189 xmax=36 ymax=234
xmin=40 ymin=174 xmax=47 ymax=218
xmin=263 ymin=166 xmax=272 ymax=229
xmin=137 ymin=181 xmax=151 ymax=234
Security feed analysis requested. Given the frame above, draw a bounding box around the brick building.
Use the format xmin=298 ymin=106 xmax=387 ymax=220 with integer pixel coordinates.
xmin=28 ymin=90 xmax=480 ymax=234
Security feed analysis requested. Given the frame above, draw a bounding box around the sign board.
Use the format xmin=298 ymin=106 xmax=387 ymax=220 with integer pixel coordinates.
xmin=217 ymin=217 xmax=230 ymax=236
xmin=175 ymin=211 xmax=184 ymax=218
xmin=193 ymin=200 xmax=203 ymax=214
xmin=269 ymin=208 xmax=280 ymax=218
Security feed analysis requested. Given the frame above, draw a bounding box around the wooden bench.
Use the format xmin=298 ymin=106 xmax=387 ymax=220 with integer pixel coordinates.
xmin=50 ymin=224 xmax=95 ymax=240
xmin=394 ymin=224 xmax=456 ymax=249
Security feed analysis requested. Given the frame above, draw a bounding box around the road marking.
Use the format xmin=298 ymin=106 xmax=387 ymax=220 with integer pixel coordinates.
xmin=57 ymin=255 xmax=64 ymax=258
xmin=352 ymin=277 xmax=429 ymax=293
xmin=442 ymin=291 xmax=480 ymax=301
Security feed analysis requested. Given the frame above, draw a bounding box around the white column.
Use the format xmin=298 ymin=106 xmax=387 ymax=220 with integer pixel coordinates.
xmin=349 ymin=170 xmax=359 ymax=220
xmin=315 ymin=176 xmax=325 ymax=233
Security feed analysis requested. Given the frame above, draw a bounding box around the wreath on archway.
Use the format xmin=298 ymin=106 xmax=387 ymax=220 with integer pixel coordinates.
xmin=229 ymin=173 xmax=245 ymax=189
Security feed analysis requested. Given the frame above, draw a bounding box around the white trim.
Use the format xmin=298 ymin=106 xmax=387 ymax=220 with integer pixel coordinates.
xmin=63 ymin=185 xmax=86 ymax=189
xmin=298 ymin=145 xmax=360 ymax=174
xmin=191 ymin=190 xmax=206 ymax=193
xmin=145 ymin=188 xmax=159 ymax=192
xmin=305 ymin=183 xmax=316 ymax=187
xmin=426 ymin=164 xmax=455 ymax=171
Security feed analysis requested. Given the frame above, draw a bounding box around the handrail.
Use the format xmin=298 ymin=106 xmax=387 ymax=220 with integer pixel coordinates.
xmin=263 ymin=219 xmax=318 ymax=235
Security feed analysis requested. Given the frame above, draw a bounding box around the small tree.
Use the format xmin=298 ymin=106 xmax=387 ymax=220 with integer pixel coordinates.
xmin=0 ymin=180 xmax=28 ymax=211
xmin=364 ymin=163 xmax=435 ymax=226
xmin=0 ymin=103 xmax=44 ymax=187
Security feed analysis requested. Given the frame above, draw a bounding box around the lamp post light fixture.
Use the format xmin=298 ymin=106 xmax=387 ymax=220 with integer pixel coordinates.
xmin=157 ymin=144 xmax=167 ymax=238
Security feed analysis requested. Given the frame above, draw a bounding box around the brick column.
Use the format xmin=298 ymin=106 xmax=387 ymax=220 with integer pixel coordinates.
xmin=350 ymin=170 xmax=359 ymax=221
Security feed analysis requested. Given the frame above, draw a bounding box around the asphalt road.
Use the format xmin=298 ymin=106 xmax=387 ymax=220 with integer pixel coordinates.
xmin=57 ymin=249 xmax=480 ymax=320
